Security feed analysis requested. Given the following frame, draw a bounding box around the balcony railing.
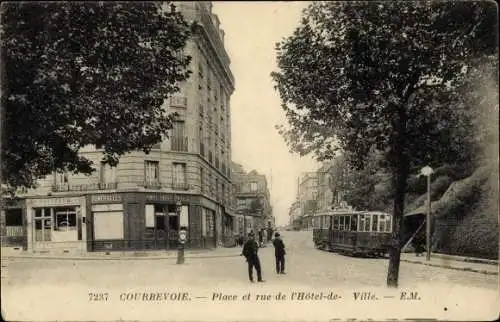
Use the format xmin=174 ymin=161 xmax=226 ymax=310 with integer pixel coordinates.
xmin=52 ymin=182 xmax=118 ymax=192
xmin=169 ymin=95 xmax=187 ymax=108
xmin=144 ymin=180 xmax=162 ymax=189
xmin=171 ymin=182 xmax=191 ymax=191
xmin=171 ymin=136 xmax=188 ymax=152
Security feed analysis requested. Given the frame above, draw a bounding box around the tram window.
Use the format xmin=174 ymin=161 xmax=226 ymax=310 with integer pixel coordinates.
xmin=344 ymin=216 xmax=350 ymax=231
xmin=386 ymin=216 xmax=392 ymax=232
xmin=333 ymin=217 xmax=339 ymax=230
xmin=378 ymin=215 xmax=385 ymax=231
xmin=359 ymin=215 xmax=365 ymax=232
xmin=339 ymin=216 xmax=344 ymax=231
xmin=364 ymin=215 xmax=371 ymax=231
xmin=351 ymin=216 xmax=357 ymax=231
xmin=372 ymin=215 xmax=378 ymax=232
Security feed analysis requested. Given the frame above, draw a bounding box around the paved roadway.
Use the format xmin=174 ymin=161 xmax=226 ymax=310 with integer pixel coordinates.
xmin=2 ymin=231 xmax=498 ymax=321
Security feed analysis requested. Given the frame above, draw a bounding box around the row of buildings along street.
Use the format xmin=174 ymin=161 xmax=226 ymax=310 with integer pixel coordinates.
xmin=0 ymin=2 xmax=273 ymax=254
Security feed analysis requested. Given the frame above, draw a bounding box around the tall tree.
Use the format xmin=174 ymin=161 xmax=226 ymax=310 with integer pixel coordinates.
xmin=272 ymin=1 xmax=497 ymax=287
xmin=1 ymin=2 xmax=192 ymax=190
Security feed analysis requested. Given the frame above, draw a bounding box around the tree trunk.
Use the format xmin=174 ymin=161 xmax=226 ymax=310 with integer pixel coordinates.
xmin=387 ymin=106 xmax=409 ymax=288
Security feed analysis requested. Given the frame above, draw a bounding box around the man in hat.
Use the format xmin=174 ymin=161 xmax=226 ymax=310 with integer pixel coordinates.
xmin=241 ymin=232 xmax=264 ymax=282
xmin=272 ymin=232 xmax=286 ymax=275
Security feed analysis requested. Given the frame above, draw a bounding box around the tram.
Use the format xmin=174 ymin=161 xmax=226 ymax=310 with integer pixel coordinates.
xmin=312 ymin=210 xmax=392 ymax=257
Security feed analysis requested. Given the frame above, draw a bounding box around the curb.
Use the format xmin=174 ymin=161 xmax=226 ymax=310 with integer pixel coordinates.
xmin=401 ymin=259 xmax=499 ymax=276
xmin=431 ymin=254 xmax=498 ymax=266
xmin=1 ymin=253 xmax=242 ymax=261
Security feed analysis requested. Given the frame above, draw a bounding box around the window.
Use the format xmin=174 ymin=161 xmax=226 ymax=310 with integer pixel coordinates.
xmin=34 ymin=208 xmax=52 ymax=242
xmin=171 ymin=121 xmax=187 ymax=151
xmin=350 ymin=216 xmax=357 ymax=231
xmin=364 ymin=215 xmax=371 ymax=231
xmin=215 ymin=178 xmax=219 ymax=199
xmin=199 ymin=104 xmax=204 ymax=115
xmin=371 ymin=214 xmax=378 ymax=232
xmin=145 ymin=161 xmax=159 ymax=184
xmin=54 ymin=172 xmax=69 ymax=186
xmin=200 ymin=167 xmax=204 ymax=193
xmin=222 ymin=183 xmax=225 ymax=203
xmin=378 ymin=214 xmax=392 ymax=233
xmin=333 ymin=216 xmax=339 ymax=230
xmin=55 ymin=208 xmax=77 ymax=232
xmin=172 ymin=163 xmax=186 ymax=188
xmin=339 ymin=216 xmax=345 ymax=231
xmin=209 ymin=173 xmax=213 ymax=196
xmin=250 ymin=182 xmax=258 ymax=191
xmin=359 ymin=214 xmax=365 ymax=232
xmin=5 ymin=209 xmax=22 ymax=226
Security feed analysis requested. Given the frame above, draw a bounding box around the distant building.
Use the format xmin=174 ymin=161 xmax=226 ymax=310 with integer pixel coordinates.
xmin=2 ymin=1 xmax=237 ymax=253
xmin=288 ymin=200 xmax=302 ymax=230
xmin=231 ymin=162 xmax=273 ymax=235
xmin=298 ymin=172 xmax=318 ymax=230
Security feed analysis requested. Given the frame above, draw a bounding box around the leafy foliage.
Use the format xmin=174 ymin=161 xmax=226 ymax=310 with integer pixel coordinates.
xmin=1 ymin=2 xmax=192 ymax=188
xmin=272 ymin=1 xmax=497 ymax=286
xmin=272 ymin=1 xmax=497 ymax=171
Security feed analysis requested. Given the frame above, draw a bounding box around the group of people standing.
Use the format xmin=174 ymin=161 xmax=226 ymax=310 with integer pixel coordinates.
xmin=241 ymin=231 xmax=286 ymax=283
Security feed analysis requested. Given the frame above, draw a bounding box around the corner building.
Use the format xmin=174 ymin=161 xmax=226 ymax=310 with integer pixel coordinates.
xmin=17 ymin=2 xmax=236 ymax=253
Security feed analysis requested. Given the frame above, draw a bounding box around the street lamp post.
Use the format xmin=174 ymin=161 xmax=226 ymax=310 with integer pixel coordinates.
xmin=420 ymin=166 xmax=434 ymax=261
xmin=175 ymin=200 xmax=186 ymax=265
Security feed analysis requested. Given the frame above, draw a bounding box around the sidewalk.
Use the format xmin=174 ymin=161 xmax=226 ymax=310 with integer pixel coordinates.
xmin=1 ymin=245 xmax=243 ymax=261
xmin=401 ymin=253 xmax=498 ymax=276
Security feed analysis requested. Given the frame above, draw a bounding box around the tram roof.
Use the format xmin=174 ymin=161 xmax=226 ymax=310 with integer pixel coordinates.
xmin=313 ymin=210 xmax=392 ymax=217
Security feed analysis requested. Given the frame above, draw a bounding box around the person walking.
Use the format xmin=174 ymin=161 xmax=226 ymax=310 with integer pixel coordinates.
xmin=258 ymin=229 xmax=264 ymax=248
xmin=272 ymin=232 xmax=286 ymax=275
xmin=241 ymin=232 xmax=264 ymax=282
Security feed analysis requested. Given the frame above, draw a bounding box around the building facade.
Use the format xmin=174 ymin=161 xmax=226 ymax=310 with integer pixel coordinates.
xmin=288 ymin=200 xmax=301 ymax=230
xmin=231 ymin=162 xmax=273 ymax=237
xmin=4 ymin=2 xmax=236 ymax=253
xmin=298 ymin=173 xmax=318 ymax=229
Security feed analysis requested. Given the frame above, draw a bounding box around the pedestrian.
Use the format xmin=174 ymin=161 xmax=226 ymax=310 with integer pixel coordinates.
xmin=272 ymin=232 xmax=286 ymax=275
xmin=258 ymin=229 xmax=264 ymax=247
xmin=241 ymin=232 xmax=264 ymax=283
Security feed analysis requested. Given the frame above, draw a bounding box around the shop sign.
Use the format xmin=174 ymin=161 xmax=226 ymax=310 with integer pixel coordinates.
xmin=91 ymin=194 xmax=122 ymax=204
xmin=145 ymin=193 xmax=197 ymax=204
xmin=201 ymin=197 xmax=216 ymax=210
xmin=28 ymin=197 xmax=82 ymax=208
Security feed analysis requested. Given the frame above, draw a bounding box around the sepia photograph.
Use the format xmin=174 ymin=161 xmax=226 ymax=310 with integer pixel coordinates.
xmin=1 ymin=1 xmax=499 ymax=321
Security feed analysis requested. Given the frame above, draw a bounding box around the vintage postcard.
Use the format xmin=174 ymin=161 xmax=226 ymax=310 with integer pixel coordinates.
xmin=1 ymin=1 xmax=499 ymax=321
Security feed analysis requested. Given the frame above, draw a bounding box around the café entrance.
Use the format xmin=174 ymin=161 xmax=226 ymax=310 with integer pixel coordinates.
xmin=144 ymin=204 xmax=180 ymax=250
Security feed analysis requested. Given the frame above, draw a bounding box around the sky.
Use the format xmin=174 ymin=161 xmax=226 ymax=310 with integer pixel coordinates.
xmin=212 ymin=2 xmax=319 ymax=227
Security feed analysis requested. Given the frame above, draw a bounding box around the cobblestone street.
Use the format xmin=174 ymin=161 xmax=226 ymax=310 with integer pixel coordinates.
xmin=2 ymin=231 xmax=498 ymax=321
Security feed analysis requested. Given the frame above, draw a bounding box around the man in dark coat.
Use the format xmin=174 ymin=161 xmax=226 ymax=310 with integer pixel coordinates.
xmin=241 ymin=232 xmax=264 ymax=282
xmin=272 ymin=232 xmax=286 ymax=275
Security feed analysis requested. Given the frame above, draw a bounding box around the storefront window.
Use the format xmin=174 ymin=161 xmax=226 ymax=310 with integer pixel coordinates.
xmin=55 ymin=208 xmax=77 ymax=231
xmin=34 ymin=208 xmax=52 ymax=241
